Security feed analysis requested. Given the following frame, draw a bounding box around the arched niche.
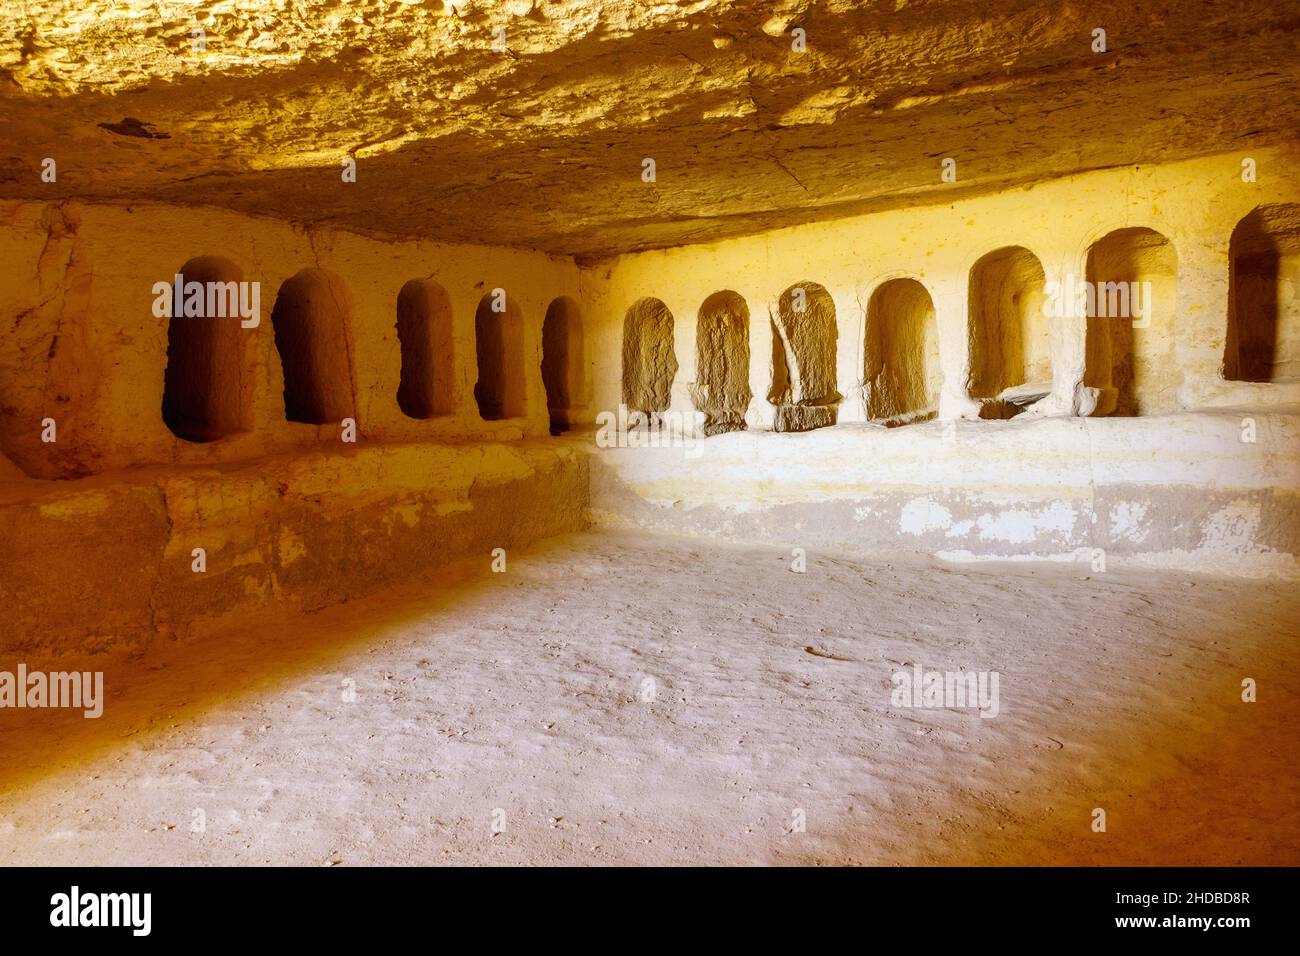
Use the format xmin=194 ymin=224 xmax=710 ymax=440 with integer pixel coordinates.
xmin=542 ymin=296 xmax=584 ymax=434
xmin=770 ymin=281 xmax=839 ymax=432
xmin=396 ymin=278 xmax=455 ymax=419
xmin=622 ymin=297 xmax=677 ymax=416
xmin=270 ymin=267 xmax=358 ymax=425
xmin=1084 ymin=227 xmax=1178 ymax=416
xmin=1224 ymin=204 xmax=1300 ymax=383
xmin=162 ymin=255 xmax=250 ymax=442
xmin=474 ymin=290 xmax=525 ymax=421
xmin=864 ymin=277 xmax=941 ymax=426
xmin=692 ymin=290 xmax=751 ymax=435
xmin=968 ymin=245 xmax=1050 ymax=415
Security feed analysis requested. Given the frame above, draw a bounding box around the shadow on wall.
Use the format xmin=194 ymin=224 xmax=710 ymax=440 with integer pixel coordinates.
xmin=967 ymin=246 xmax=1050 ymax=418
xmin=692 ymin=290 xmax=751 ymax=435
xmin=542 ymin=296 xmax=584 ymax=434
xmin=1225 ymin=203 xmax=1300 ymax=384
xmin=162 ymin=255 xmax=251 ymax=443
xmin=270 ymin=268 xmax=358 ymax=425
xmin=864 ymin=277 xmax=940 ymax=426
xmin=770 ymin=281 xmax=840 ymax=432
xmin=1084 ymin=227 xmax=1178 ymax=416
xmin=474 ymin=291 xmax=525 ymax=421
xmin=396 ymin=279 xmax=455 ymax=420
xmin=622 ymin=297 xmax=677 ymax=418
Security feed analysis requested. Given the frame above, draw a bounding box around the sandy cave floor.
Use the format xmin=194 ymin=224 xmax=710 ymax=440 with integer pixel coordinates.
xmin=1 ymin=530 xmax=1297 ymax=866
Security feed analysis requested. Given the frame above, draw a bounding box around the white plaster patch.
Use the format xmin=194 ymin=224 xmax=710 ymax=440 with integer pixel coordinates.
xmin=935 ymin=548 xmax=1086 ymax=565
xmin=1200 ymin=499 xmax=1262 ymax=553
xmin=976 ymin=501 xmax=1076 ymax=544
xmin=947 ymin=519 xmax=975 ymax=538
xmin=900 ymin=498 xmax=953 ymax=535
xmin=1108 ymin=501 xmax=1149 ymax=543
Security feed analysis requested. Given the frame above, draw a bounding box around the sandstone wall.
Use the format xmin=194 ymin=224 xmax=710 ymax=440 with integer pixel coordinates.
xmin=0 ymin=200 xmax=592 ymax=478
xmin=584 ymin=147 xmax=1300 ymax=575
xmin=0 ymin=202 xmax=592 ymax=653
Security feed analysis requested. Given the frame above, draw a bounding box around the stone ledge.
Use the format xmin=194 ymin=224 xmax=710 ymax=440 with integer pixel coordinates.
xmin=0 ymin=441 xmax=588 ymax=655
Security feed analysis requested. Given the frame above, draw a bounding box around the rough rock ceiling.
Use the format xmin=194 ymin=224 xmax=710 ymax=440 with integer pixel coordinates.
xmin=2 ymin=1 xmax=1298 ymax=259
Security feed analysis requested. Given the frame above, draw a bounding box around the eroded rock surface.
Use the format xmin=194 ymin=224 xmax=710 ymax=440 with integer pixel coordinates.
xmin=2 ymin=1 xmax=1298 ymax=256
